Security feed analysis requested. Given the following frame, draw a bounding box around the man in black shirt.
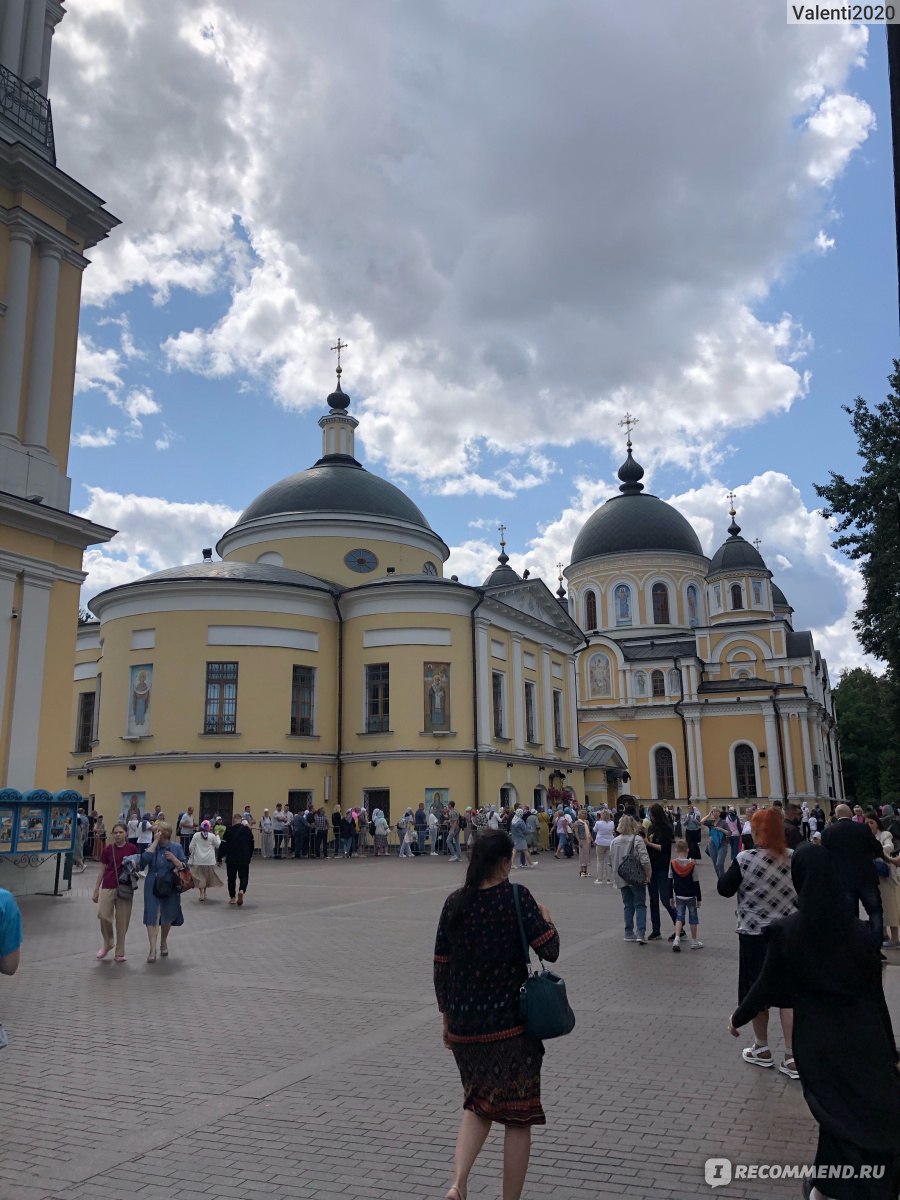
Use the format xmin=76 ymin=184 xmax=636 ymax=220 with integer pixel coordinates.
xmin=783 ymin=804 xmax=804 ymax=851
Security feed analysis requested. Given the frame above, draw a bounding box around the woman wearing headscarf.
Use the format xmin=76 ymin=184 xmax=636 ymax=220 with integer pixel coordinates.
xmin=703 ymin=807 xmax=730 ymax=879
xmin=573 ymin=809 xmax=592 ymax=877
xmin=510 ymin=808 xmax=536 ymax=870
xmin=867 ymin=810 xmax=900 ymax=950
xmin=140 ymin=822 xmax=187 ymax=962
xmin=718 ymin=807 xmax=798 ymax=1078
xmin=646 ymin=803 xmax=676 ymax=939
xmin=434 ymin=830 xmax=559 ymax=1200
xmin=729 ymin=845 xmax=900 ymax=1200
xmin=372 ymin=808 xmax=390 ymax=856
xmin=258 ymin=809 xmax=275 ymax=859
xmin=188 ymin=820 xmax=223 ymax=901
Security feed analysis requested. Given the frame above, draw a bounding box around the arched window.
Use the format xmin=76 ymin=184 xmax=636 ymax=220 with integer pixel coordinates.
xmin=730 ymin=583 xmax=743 ymax=610
xmin=654 ymin=747 xmax=675 ymax=800
xmin=652 ymin=582 xmax=670 ymax=624
xmin=651 ymin=669 xmax=666 ymax=697
xmin=686 ymin=584 xmax=700 ymax=627
xmin=585 ymin=591 xmax=597 ymax=630
xmin=734 ymin=744 xmax=757 ymax=798
xmin=614 ymin=584 xmax=632 ymax=626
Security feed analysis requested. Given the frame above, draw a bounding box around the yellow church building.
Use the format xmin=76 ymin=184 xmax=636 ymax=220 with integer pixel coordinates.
xmin=72 ymin=372 xmax=587 ymax=826
xmin=71 ymin=381 xmax=841 ymax=827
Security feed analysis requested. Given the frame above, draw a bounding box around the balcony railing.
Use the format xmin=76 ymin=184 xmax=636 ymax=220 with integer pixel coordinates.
xmin=0 ymin=63 xmax=55 ymax=164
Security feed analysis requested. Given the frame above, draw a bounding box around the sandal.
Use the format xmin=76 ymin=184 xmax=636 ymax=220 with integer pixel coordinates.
xmin=779 ymin=1055 xmax=799 ymax=1080
xmin=445 ymin=1187 xmax=466 ymax=1200
xmin=741 ymin=1043 xmax=774 ymax=1068
xmin=147 ymin=949 xmax=157 ymax=963
xmin=114 ymin=955 xmax=126 ymax=963
xmin=160 ymin=945 xmax=169 ymax=957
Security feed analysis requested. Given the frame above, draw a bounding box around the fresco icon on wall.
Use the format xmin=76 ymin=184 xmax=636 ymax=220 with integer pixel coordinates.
xmin=127 ymin=664 xmax=153 ymax=737
xmin=424 ymin=662 xmax=451 ymax=733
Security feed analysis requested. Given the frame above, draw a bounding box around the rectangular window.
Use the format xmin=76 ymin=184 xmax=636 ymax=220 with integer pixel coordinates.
xmin=290 ymin=665 xmax=315 ymax=735
xmin=524 ymin=681 xmax=536 ymax=743
xmin=552 ymin=689 xmax=564 ymax=748
xmin=75 ymin=691 xmax=95 ymax=753
xmin=492 ymin=671 xmax=505 ymax=738
xmin=365 ymin=663 xmax=390 ymax=733
xmin=205 ymin=661 xmax=238 ymax=734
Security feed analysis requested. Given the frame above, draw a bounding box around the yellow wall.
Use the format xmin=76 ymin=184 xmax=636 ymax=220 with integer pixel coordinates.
xmin=698 ymin=713 xmax=765 ymax=799
xmin=226 ymin=536 xmax=443 ymax=584
xmin=36 ymin=580 xmax=82 ymax=788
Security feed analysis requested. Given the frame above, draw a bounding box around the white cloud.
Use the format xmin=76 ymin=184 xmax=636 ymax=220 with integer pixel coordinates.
xmin=72 ymin=426 xmax=119 ymax=449
xmin=74 ymin=335 xmax=123 ymax=400
xmin=117 ymin=388 xmax=161 ymax=436
xmin=77 ymin=487 xmax=241 ymax=601
xmin=53 ymin=3 xmax=874 ymax=493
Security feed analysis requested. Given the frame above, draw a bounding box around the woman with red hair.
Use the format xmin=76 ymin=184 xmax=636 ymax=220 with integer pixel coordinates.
xmin=718 ymin=806 xmax=798 ymax=1079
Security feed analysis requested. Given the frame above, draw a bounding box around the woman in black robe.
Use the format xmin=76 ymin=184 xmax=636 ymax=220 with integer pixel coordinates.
xmin=729 ymin=844 xmax=900 ymax=1200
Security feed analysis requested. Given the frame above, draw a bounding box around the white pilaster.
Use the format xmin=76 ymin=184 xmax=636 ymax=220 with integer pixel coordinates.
xmin=475 ymin=618 xmax=491 ymax=750
xmin=0 ymin=0 xmax=26 ymax=75
xmin=684 ymin=715 xmax=698 ymax=799
xmin=541 ymin=645 xmax=554 ymax=758
xmin=764 ymin=708 xmax=783 ymax=801
xmin=617 ymin=666 xmax=626 ymax=701
xmin=0 ymin=567 xmax=18 ymax=757
xmin=567 ymin=657 xmax=579 ymax=755
xmin=511 ymin=633 xmax=524 ymax=751
xmin=22 ymin=0 xmax=46 ymax=86
xmin=0 ymin=225 xmax=34 ymax=439
xmin=6 ymin=572 xmax=52 ymax=788
xmin=780 ymin=714 xmax=796 ymax=796
xmin=692 ymin=718 xmax=707 ymax=800
xmin=799 ymin=715 xmax=815 ymax=796
xmin=23 ymin=242 xmax=62 ymax=451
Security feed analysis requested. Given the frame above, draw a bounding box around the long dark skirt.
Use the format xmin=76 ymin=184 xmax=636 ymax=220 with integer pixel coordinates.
xmin=737 ymin=931 xmax=790 ymax=1007
xmin=814 ymin=1128 xmax=900 ymax=1200
xmin=450 ymin=1029 xmax=545 ymax=1126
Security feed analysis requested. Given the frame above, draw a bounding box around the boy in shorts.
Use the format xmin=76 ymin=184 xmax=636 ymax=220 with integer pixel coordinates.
xmin=669 ymin=838 xmax=702 ymax=951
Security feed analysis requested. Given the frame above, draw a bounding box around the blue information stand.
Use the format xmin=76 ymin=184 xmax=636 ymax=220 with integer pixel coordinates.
xmin=0 ymin=787 xmax=81 ymax=895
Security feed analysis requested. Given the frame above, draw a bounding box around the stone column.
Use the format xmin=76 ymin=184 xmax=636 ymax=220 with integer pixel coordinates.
xmin=567 ymin=656 xmax=579 ymax=755
xmin=799 ymin=714 xmax=815 ymax=797
xmin=475 ymin=618 xmax=491 ymax=750
xmin=780 ymin=713 xmax=796 ymax=797
xmin=0 ymin=565 xmax=19 ymax=766
xmin=0 ymin=0 xmax=26 ymax=76
xmin=23 ymin=241 xmax=62 ymax=450
xmin=692 ymin=718 xmax=707 ymax=800
xmin=541 ymin=645 xmax=554 ymax=758
xmin=511 ymin=633 xmax=524 ymax=752
xmin=22 ymin=0 xmax=46 ymax=86
xmin=0 ymin=225 xmax=34 ymax=438
xmin=763 ymin=707 xmax=783 ymax=802
xmin=684 ymin=715 xmax=698 ymax=799
xmin=6 ymin=571 xmax=52 ymax=789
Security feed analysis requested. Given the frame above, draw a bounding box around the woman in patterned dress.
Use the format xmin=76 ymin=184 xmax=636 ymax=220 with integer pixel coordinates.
xmin=718 ymin=806 xmax=798 ymax=1079
xmin=434 ymin=829 xmax=559 ymax=1200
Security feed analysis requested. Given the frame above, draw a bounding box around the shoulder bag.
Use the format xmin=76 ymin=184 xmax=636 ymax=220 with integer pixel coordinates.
xmin=173 ymin=859 xmax=195 ymax=893
xmin=617 ymin=835 xmax=646 ymax=886
xmin=116 ymin=850 xmax=140 ymax=901
xmin=512 ymin=883 xmax=575 ymax=1040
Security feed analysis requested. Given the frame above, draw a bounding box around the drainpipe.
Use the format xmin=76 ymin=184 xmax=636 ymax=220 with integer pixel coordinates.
xmin=470 ymin=592 xmax=485 ymax=811
xmin=673 ymin=655 xmax=693 ymax=802
xmin=331 ymin=591 xmax=344 ymax=812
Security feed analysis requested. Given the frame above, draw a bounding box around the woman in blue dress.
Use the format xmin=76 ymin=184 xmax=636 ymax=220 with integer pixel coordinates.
xmin=141 ymin=822 xmax=187 ymax=963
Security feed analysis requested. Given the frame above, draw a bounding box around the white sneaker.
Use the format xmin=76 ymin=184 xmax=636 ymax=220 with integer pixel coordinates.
xmin=672 ymin=936 xmax=681 ymax=952
xmin=691 ymin=939 xmax=704 ymax=949
xmin=594 ymin=879 xmax=602 ymax=885
xmin=529 ymin=861 xmax=538 ymax=868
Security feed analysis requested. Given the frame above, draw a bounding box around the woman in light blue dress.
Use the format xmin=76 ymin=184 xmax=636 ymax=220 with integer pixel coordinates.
xmin=140 ymin=823 xmax=187 ymax=963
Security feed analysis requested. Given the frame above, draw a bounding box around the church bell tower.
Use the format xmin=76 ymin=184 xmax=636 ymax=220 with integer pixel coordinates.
xmin=0 ymin=0 xmax=118 ymax=789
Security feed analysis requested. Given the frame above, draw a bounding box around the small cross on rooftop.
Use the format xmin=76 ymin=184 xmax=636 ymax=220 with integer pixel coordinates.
xmin=618 ymin=411 xmax=638 ymax=448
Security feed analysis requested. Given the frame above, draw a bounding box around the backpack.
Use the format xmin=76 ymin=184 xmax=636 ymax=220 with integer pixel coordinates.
xmin=685 ymin=812 xmax=701 ymax=831
xmin=617 ymin=836 xmax=646 ymax=886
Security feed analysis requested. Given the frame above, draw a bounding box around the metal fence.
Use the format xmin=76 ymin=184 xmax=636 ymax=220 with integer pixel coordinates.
xmin=0 ymin=64 xmax=55 ymax=162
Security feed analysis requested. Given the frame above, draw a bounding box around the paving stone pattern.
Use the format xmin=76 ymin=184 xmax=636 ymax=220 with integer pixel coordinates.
xmin=1 ymin=852 xmax=898 ymax=1200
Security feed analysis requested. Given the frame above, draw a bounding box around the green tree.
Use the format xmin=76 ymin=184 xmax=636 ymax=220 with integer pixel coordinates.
xmin=833 ymin=668 xmax=900 ymax=807
xmin=814 ymin=361 xmax=900 ymax=673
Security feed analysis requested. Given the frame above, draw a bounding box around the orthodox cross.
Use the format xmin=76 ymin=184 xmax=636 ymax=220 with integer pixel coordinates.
xmin=330 ymin=337 xmax=348 ymax=379
xmin=556 ymin=560 xmax=564 ymax=581
xmin=618 ymin=411 xmax=638 ymax=448
xmin=726 ymin=489 xmax=737 ymax=516
xmin=498 ymin=523 xmax=507 ymax=549
xmin=752 ymin=538 xmax=762 ymax=551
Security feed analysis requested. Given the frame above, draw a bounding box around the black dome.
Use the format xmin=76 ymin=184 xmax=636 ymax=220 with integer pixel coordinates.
xmin=570 ymin=492 xmax=704 ymax=564
xmin=237 ymin=459 xmax=433 ymax=530
xmin=772 ymin=582 xmax=791 ymax=609
xmin=708 ymin=533 xmax=768 ymax=576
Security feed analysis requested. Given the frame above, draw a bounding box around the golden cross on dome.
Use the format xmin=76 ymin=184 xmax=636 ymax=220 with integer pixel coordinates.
xmin=618 ymin=411 xmax=638 ymax=448
xmin=498 ymin=523 xmax=507 ymax=549
xmin=330 ymin=337 xmax=348 ymax=378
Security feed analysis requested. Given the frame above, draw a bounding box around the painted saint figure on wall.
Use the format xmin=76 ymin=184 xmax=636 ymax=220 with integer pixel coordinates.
xmin=127 ymin=664 xmax=153 ymax=737
xmin=424 ymin=662 xmax=451 ymax=733
xmin=588 ymin=653 xmax=611 ymax=698
xmin=614 ymin=584 xmax=632 ymax=625
xmin=634 ymin=671 xmax=648 ymax=697
xmin=687 ymin=584 xmax=699 ymax=626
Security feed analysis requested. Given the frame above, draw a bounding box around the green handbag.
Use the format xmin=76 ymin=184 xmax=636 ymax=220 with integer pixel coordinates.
xmin=512 ymin=883 xmax=576 ymax=1040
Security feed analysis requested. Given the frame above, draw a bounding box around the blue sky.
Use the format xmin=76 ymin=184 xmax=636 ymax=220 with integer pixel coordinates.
xmin=54 ymin=3 xmax=896 ymax=672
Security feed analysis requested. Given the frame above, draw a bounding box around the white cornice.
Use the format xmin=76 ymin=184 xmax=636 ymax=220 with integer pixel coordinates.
xmin=340 ymin=581 xmax=477 ymax=621
xmin=85 ymin=751 xmax=339 ymax=769
xmin=0 ymin=206 xmax=87 ymax=268
xmin=0 ymin=489 xmax=115 ymax=548
xmin=90 ymin=579 xmax=337 ymax=623
xmin=0 ymin=547 xmax=84 ymax=585
xmin=0 ymin=143 xmax=119 ymax=249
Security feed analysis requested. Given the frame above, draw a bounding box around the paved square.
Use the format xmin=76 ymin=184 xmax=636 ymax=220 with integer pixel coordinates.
xmin=1 ymin=852 xmax=897 ymax=1200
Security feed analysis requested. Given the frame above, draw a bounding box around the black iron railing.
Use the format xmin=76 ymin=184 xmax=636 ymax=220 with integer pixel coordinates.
xmin=0 ymin=63 xmax=55 ymax=163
